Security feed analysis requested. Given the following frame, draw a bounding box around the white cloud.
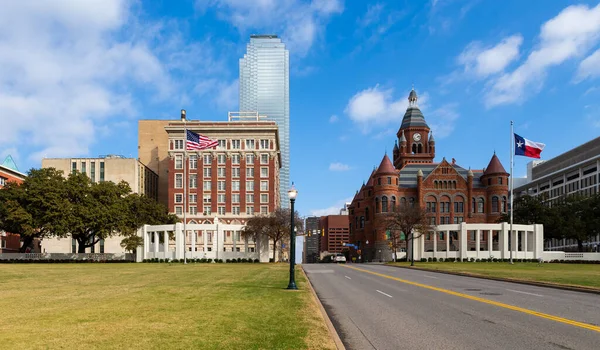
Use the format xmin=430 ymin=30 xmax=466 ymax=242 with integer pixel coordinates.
xmin=199 ymin=0 xmax=343 ymax=57
xmin=344 ymin=85 xmax=429 ymax=132
xmin=576 ymin=49 xmax=600 ymax=81
xmin=310 ymin=197 xmax=352 ymax=216
xmin=426 ymin=104 xmax=460 ymax=138
xmin=458 ymin=35 xmax=523 ymax=78
xmin=329 ymin=162 xmax=351 ymax=171
xmin=485 ymin=3 xmax=600 ymax=107
xmin=0 ymin=1 xmax=228 ymax=162
xmin=329 ymin=114 xmax=339 ymax=123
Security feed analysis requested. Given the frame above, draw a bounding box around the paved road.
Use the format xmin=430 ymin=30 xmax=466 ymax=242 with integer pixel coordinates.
xmin=303 ymin=263 xmax=600 ymax=350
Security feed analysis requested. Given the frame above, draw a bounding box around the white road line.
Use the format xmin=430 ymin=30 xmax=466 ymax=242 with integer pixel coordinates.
xmin=376 ymin=290 xmax=393 ymax=298
xmin=506 ymin=289 xmax=544 ymax=297
xmin=423 ymin=275 xmax=438 ymax=279
xmin=345 ymin=276 xmax=352 ymax=280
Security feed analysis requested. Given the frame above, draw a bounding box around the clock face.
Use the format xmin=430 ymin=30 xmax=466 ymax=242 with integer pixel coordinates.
xmin=413 ymin=133 xmax=421 ymax=142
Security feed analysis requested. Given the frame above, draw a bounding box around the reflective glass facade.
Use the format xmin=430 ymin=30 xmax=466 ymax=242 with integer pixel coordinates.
xmin=240 ymin=35 xmax=290 ymax=208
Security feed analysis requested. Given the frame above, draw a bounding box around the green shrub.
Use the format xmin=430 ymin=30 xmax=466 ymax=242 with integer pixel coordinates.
xmin=254 ymin=259 xmax=260 ymax=263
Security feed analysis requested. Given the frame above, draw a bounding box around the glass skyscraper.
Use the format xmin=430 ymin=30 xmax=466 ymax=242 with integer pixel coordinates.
xmin=240 ymin=35 xmax=290 ymax=208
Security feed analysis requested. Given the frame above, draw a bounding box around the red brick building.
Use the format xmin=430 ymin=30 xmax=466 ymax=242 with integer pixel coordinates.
xmin=348 ymin=89 xmax=509 ymax=261
xmin=319 ymin=215 xmax=350 ymax=254
xmin=0 ymin=155 xmax=27 ymax=252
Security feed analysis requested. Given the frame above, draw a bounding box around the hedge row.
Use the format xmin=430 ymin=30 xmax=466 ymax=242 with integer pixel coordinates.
xmin=142 ymin=258 xmax=261 ymax=263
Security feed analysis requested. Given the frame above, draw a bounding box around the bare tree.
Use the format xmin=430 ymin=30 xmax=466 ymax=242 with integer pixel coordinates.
xmin=242 ymin=208 xmax=302 ymax=262
xmin=383 ymin=204 xmax=434 ymax=265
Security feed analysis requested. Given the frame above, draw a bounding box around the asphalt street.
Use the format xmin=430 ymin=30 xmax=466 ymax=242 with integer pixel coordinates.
xmin=303 ymin=263 xmax=600 ymax=350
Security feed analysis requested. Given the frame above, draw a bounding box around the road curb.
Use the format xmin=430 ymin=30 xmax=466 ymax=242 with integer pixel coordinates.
xmin=386 ymin=264 xmax=600 ymax=295
xmin=300 ymin=266 xmax=346 ymax=350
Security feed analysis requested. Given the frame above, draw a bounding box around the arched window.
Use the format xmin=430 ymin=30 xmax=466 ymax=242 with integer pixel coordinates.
xmin=502 ymin=196 xmax=507 ymax=213
xmin=417 ymin=144 xmax=422 ymax=153
xmin=412 ymin=144 xmax=417 ymax=154
xmin=365 ymin=207 xmax=370 ymax=221
xmin=454 ymin=196 xmax=464 ymax=213
xmin=401 ymin=197 xmax=407 ymax=208
xmin=492 ymin=196 xmax=499 ymax=212
xmin=478 ymin=198 xmax=485 ymax=213
xmin=409 ymin=197 xmax=415 ymax=208
xmin=378 ymin=178 xmax=381 ymax=185
xmin=391 ymin=196 xmax=396 ymax=211
xmin=382 ymin=196 xmax=388 ymax=212
xmin=375 ymin=197 xmax=380 ymax=213
xmin=444 ymin=181 xmax=448 ymax=189
xmin=434 ymin=181 xmax=438 ymax=189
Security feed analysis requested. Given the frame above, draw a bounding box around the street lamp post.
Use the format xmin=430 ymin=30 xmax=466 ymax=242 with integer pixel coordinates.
xmin=287 ymin=183 xmax=298 ymax=290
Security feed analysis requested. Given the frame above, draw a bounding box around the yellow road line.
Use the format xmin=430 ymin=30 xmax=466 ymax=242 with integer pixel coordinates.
xmin=343 ymin=265 xmax=600 ymax=333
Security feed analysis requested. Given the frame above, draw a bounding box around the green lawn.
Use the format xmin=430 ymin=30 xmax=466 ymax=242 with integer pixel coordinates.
xmin=0 ymin=263 xmax=335 ymax=350
xmin=388 ymin=262 xmax=600 ymax=289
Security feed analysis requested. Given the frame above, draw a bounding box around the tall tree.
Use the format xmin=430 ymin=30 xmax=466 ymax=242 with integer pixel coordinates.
xmin=0 ymin=168 xmax=70 ymax=252
xmin=383 ymin=204 xmax=434 ymax=265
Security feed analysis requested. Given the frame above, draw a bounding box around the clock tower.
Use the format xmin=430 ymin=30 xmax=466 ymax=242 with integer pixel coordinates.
xmin=392 ymin=88 xmax=435 ymax=168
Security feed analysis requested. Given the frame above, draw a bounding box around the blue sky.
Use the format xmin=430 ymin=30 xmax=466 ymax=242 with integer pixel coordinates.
xmin=2 ymin=0 xmax=600 ymax=216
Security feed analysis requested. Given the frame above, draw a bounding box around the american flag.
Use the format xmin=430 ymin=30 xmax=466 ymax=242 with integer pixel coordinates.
xmin=186 ymin=130 xmax=218 ymax=151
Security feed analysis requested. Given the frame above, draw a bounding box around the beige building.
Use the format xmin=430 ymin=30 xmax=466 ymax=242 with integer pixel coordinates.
xmin=40 ymin=155 xmax=158 ymax=253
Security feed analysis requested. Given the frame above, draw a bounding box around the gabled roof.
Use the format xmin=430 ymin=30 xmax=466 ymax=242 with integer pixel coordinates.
xmin=375 ymin=154 xmax=397 ymax=175
xmin=398 ymin=162 xmax=485 ymax=188
xmin=482 ymin=153 xmax=508 ymax=175
xmin=1 ymin=155 xmax=19 ymax=172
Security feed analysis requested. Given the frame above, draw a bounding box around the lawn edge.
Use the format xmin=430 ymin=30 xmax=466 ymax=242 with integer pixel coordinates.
xmin=385 ymin=264 xmax=600 ymax=295
xmin=300 ymin=266 xmax=346 ymax=350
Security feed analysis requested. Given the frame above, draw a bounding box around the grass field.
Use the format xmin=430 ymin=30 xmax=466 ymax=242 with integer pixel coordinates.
xmin=388 ymin=262 xmax=600 ymax=289
xmin=0 ymin=263 xmax=335 ymax=350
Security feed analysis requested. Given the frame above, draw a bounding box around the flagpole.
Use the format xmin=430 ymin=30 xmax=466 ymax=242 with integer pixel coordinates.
xmin=509 ymin=120 xmax=514 ymax=265
xmin=183 ymin=118 xmax=188 ymax=265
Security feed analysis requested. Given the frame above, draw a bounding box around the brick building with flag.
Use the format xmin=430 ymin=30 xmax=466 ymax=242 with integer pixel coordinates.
xmin=348 ymin=89 xmax=510 ymax=262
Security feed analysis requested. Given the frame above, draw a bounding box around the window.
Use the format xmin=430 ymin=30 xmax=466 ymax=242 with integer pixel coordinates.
xmin=175 ymin=206 xmax=183 ymax=215
xmin=260 ymin=206 xmax=268 ymax=214
xmin=365 ymin=207 xmax=370 ymax=221
xmin=81 ymin=162 xmax=86 ymax=175
xmin=232 ymin=181 xmax=240 ymax=191
xmin=99 ymin=162 xmax=105 ymax=181
xmin=217 ymin=194 xmax=226 ymax=203
xmin=189 ymin=194 xmax=197 ymax=203
xmin=246 ymin=206 xmax=255 ymax=215
xmin=218 ymin=167 xmax=226 ymax=177
xmin=377 ymin=178 xmax=381 ymax=186
xmin=478 ymin=198 xmax=484 ymax=213
xmin=189 ymin=155 xmax=198 ymax=169
xmin=218 ymin=207 xmax=226 ymax=215
xmin=207 ymin=231 xmax=213 ymax=243
xmin=246 ymin=154 xmax=255 ymax=164
xmin=232 ymin=194 xmax=240 ymax=203
xmin=203 ymin=167 xmax=211 ymax=178
xmin=387 ymin=177 xmax=391 ymax=185
xmin=218 ymin=154 xmax=226 ymax=164
xmin=261 ymin=194 xmax=268 ymax=203
xmin=189 ymin=206 xmax=197 ymax=215
xmin=491 ymin=197 xmax=499 ymax=212
xmin=391 ymin=196 xmax=396 ymax=211
xmin=189 ymin=174 xmax=197 ymax=189
xmin=360 ymin=216 xmax=365 ymax=228
xmin=232 ymin=154 xmax=240 ymax=164
xmin=231 ymin=140 xmax=241 ymax=149
xmin=260 ymin=167 xmax=268 ymax=178
xmin=260 ymin=139 xmax=270 ymax=149
xmin=440 ymin=201 xmax=450 ymax=213
xmin=174 ymin=139 xmax=184 ymax=150
xmin=429 ymin=217 xmax=436 ymax=225
xmin=218 ymin=181 xmax=226 ymax=191
xmin=203 ymin=154 xmax=212 ymax=165
xmin=232 ymin=206 xmax=240 ymax=215
xmin=175 ymin=155 xmax=183 ymax=169
xmin=409 ymin=197 xmax=415 ymax=208
xmin=247 ymin=181 xmax=254 ymax=191
xmin=375 ymin=197 xmax=379 ymax=213
xmin=203 ymin=194 xmax=211 ymax=204
xmin=488 ymin=178 xmax=492 ymax=185
xmin=232 ymin=167 xmax=240 ymax=178
xmin=498 ymin=177 xmax=503 ymax=185
xmin=71 ymin=161 xmax=77 ymax=174
xmin=246 ymin=167 xmax=254 ymax=178
xmin=260 ymin=154 xmax=269 ymax=164
xmin=246 ymin=194 xmax=254 ymax=203
xmin=203 ymin=206 xmax=211 ymax=215
xmin=175 ymin=174 xmax=183 ymax=188
xmin=454 ymin=201 xmax=464 ymax=213
xmin=381 ymin=196 xmax=388 ymax=212
xmin=203 ymin=181 xmax=212 ymax=191
xmin=90 ymin=162 xmax=95 ymax=182
xmin=246 ymin=139 xmax=255 ymax=149
xmin=427 ymin=202 xmax=437 ymax=213
xmin=217 ymin=139 xmax=226 ymax=149
xmin=453 ymin=217 xmax=463 ymax=224
xmin=175 ymin=194 xmax=183 ymax=203
xmin=260 ymin=181 xmax=268 ymax=191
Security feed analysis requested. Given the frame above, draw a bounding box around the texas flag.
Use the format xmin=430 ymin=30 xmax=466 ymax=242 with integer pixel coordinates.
xmin=514 ymin=133 xmax=545 ymax=159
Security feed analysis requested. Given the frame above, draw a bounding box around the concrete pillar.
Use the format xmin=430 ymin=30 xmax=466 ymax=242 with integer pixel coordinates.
xmin=433 ymin=230 xmax=437 ymax=256
xmin=476 ymin=229 xmax=480 ymax=258
xmin=175 ymin=223 xmax=183 ymax=260
xmin=520 ymin=231 xmax=526 ymax=257
xmin=524 ymin=231 xmax=528 ymax=257
xmin=203 ymin=230 xmax=208 ymax=256
xmin=445 ymin=231 xmax=450 ymax=258
xmin=501 ymin=222 xmax=509 ymax=259
xmin=143 ymin=226 xmax=149 ymax=258
xmin=163 ymin=231 xmax=168 ymax=256
xmin=153 ymin=231 xmax=159 ymax=254
xmin=232 ymin=230 xmax=237 ymax=254
xmin=460 ymin=223 xmax=468 ymax=260
xmin=488 ymin=230 xmax=492 ymax=254
xmin=191 ymin=229 xmax=196 ymax=257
